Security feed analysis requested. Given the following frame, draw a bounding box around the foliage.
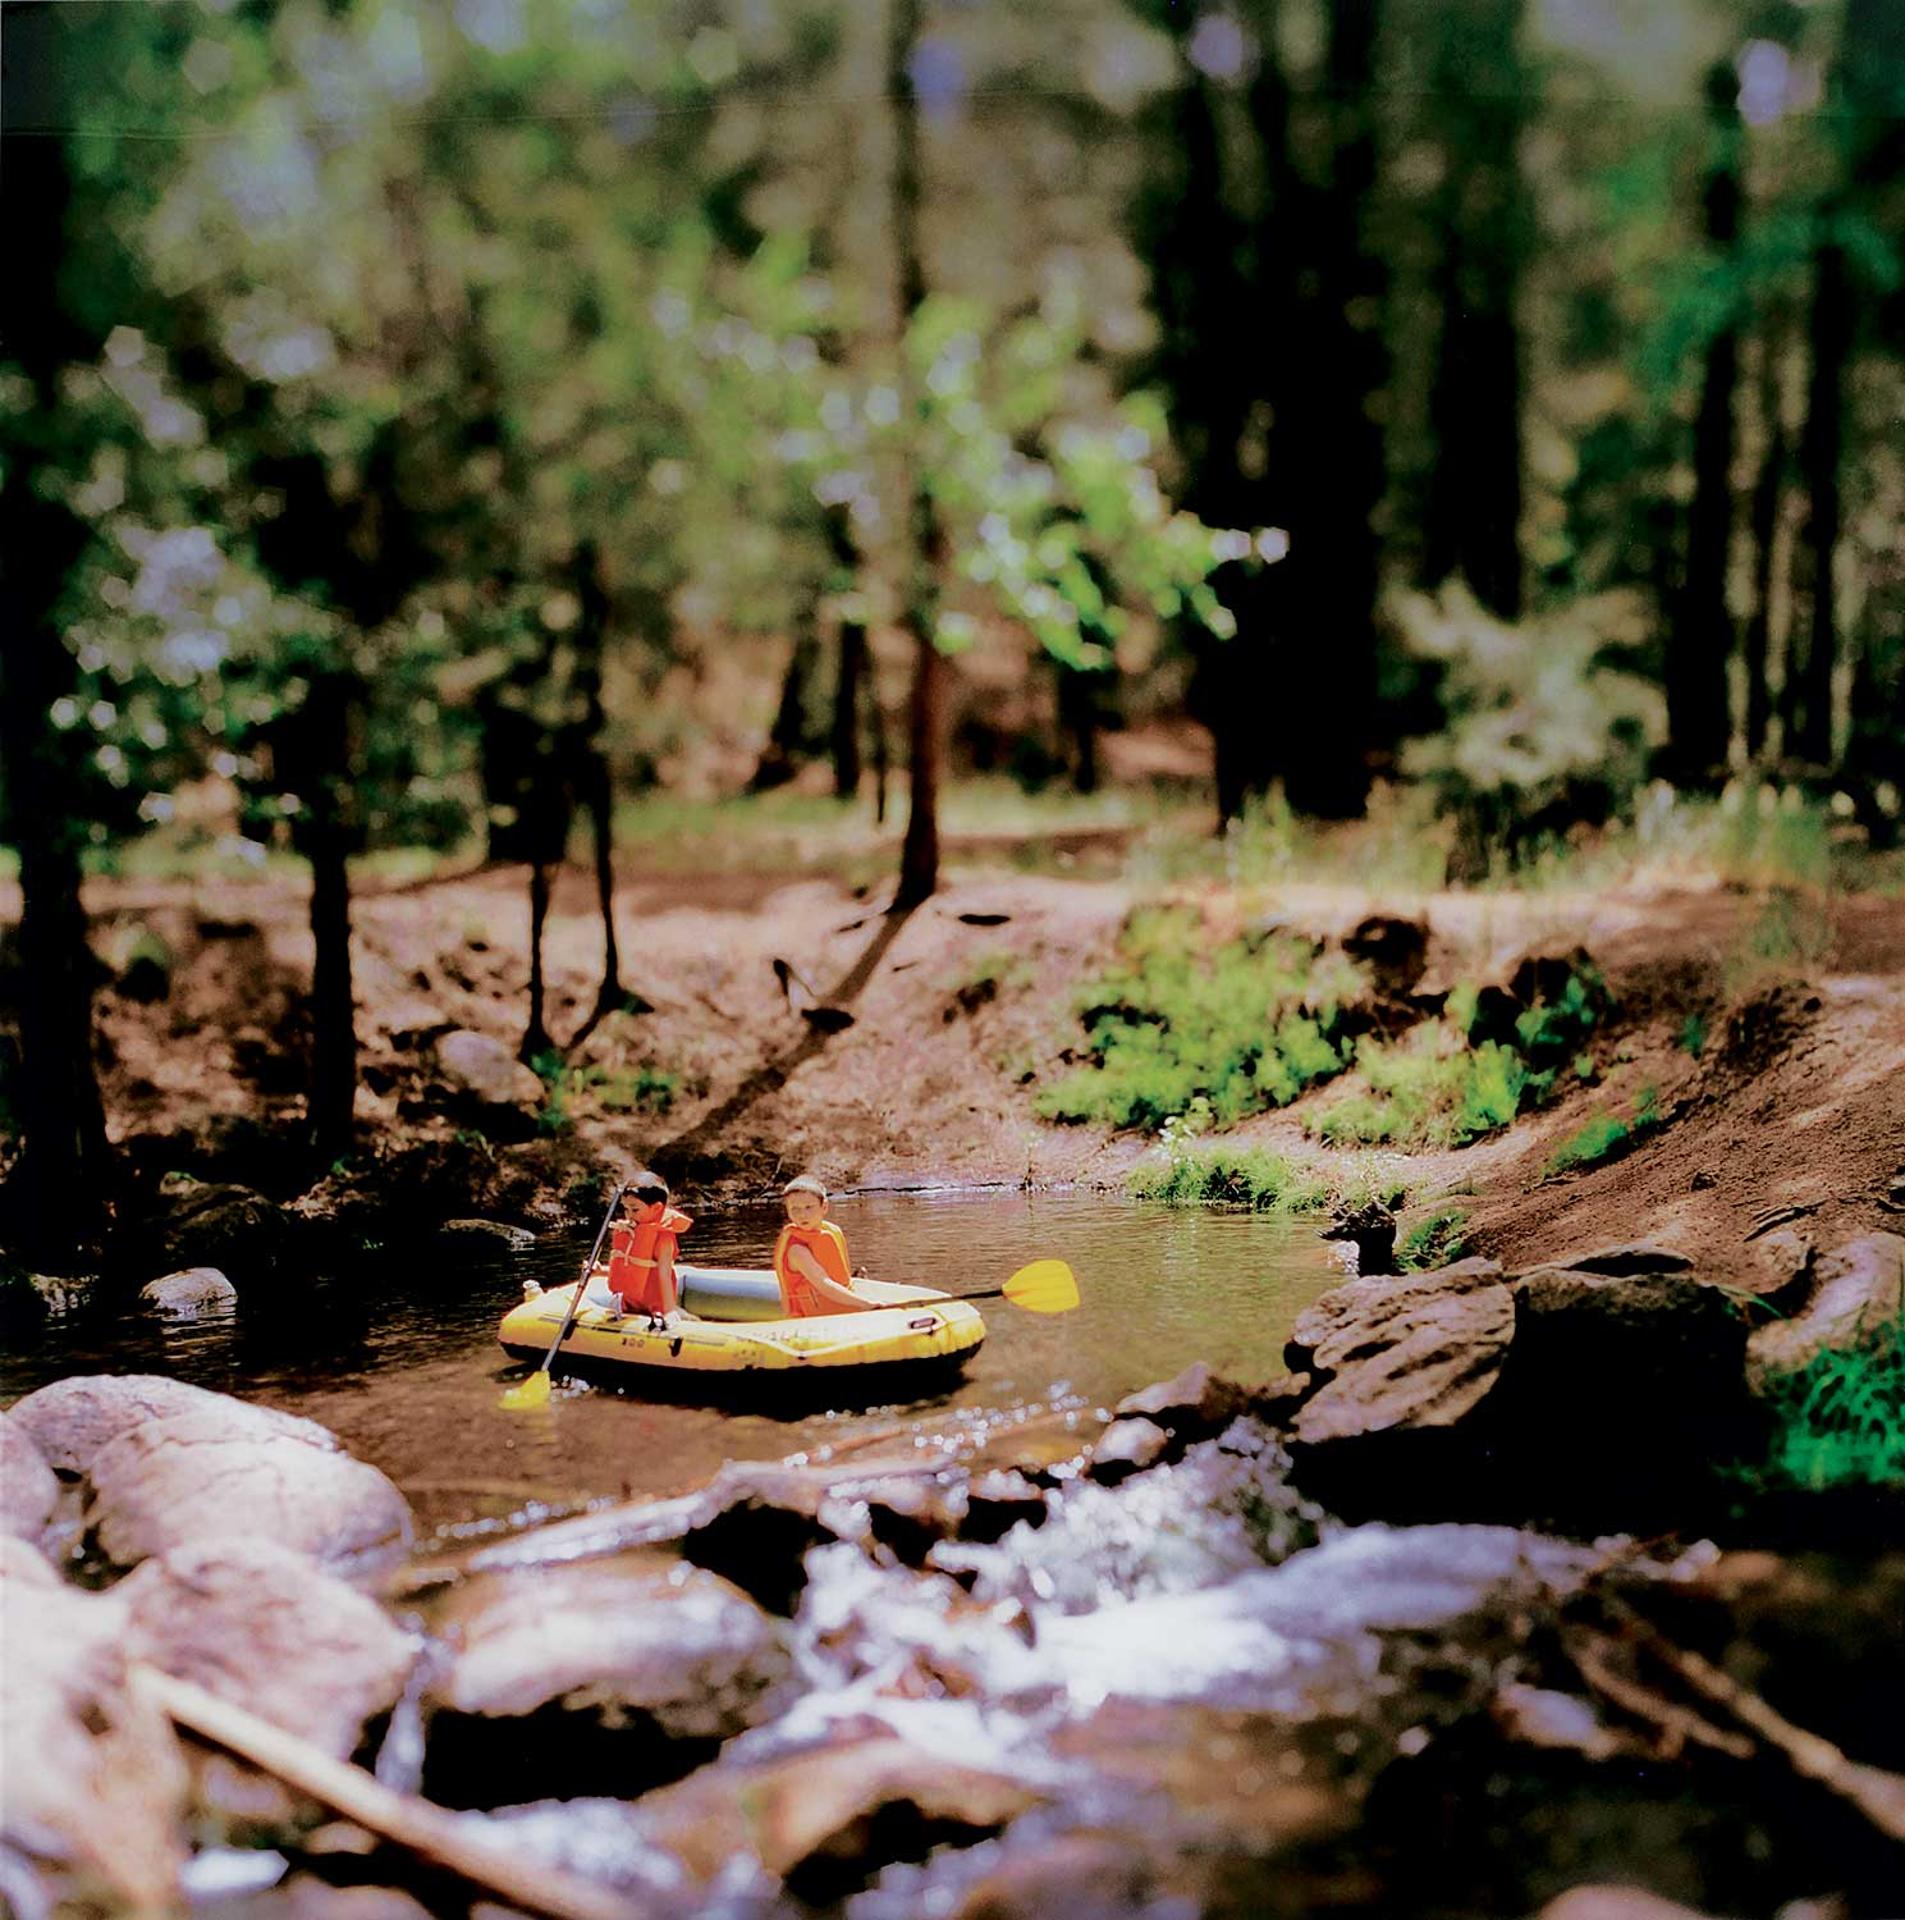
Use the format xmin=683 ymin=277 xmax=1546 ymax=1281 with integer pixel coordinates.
xmin=1308 ymin=960 xmax=1607 ymax=1151
xmin=1544 ymin=1086 xmax=1663 ymax=1177
xmin=1392 ymin=584 xmax=1664 ymax=876
xmin=1745 ymin=1319 xmax=1905 ymax=1492
xmin=1677 ymin=1011 xmax=1708 ymax=1058
xmin=1036 ymin=907 xmax=1358 ymax=1130
xmin=1129 ymin=1144 xmax=1331 ymax=1213
xmin=1395 ymin=1206 xmax=1471 ymax=1271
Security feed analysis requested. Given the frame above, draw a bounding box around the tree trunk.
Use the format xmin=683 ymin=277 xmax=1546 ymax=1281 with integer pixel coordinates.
xmin=1791 ymin=238 xmax=1849 ymax=767
xmin=1665 ymin=63 xmax=1742 ymax=787
xmin=1422 ymin=0 xmax=1526 ymax=621
xmin=302 ymin=673 xmax=360 ymax=1166
xmin=889 ymin=0 xmax=946 ymax=908
xmin=1056 ymin=663 xmax=1102 ymax=796
xmin=1276 ymin=0 xmax=1385 ymax=821
xmin=0 ymin=34 xmax=110 ymax=1262
xmin=1742 ymin=327 xmax=1786 ymax=764
xmin=522 ymin=862 xmax=554 ymax=1066
xmin=749 ymin=615 xmax=821 ymax=793
xmin=582 ymin=755 xmax=622 ymax=1019
xmin=828 ymin=506 xmax=867 ymax=800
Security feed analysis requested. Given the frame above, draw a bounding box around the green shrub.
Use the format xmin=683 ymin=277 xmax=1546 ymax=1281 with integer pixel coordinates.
xmin=1677 ymin=1011 xmax=1707 ymax=1058
xmin=1037 ymin=906 xmax=1356 ymax=1129
xmin=1129 ymin=1145 xmax=1331 ymax=1212
xmin=1544 ymin=1086 xmax=1661 ymax=1177
xmin=1748 ymin=1320 xmax=1905 ymax=1491
xmin=1396 ymin=1206 xmax=1470 ymax=1270
xmin=1309 ymin=1026 xmax=1528 ymax=1150
xmin=1308 ymin=956 xmax=1606 ymax=1151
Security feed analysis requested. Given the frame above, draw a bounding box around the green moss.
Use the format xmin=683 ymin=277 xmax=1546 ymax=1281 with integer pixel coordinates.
xmin=1037 ymin=906 xmax=1356 ymax=1130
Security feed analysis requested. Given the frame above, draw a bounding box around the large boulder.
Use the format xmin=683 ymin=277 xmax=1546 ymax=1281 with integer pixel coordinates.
xmin=422 ymin=1553 xmax=790 ymax=1807
xmin=7 ymin=1373 xmax=333 ymax=1476
xmin=138 ymin=1266 xmax=238 ymax=1320
xmin=1746 ymin=1232 xmax=1904 ymax=1384
xmin=118 ymin=1538 xmax=416 ymax=1758
xmin=1284 ymin=1259 xmax=1513 ymax=1445
xmin=150 ymin=1181 xmax=291 ymax=1277
xmin=0 ymin=1569 xmax=187 ymax=1912
xmin=636 ymin=1734 xmax=1042 ymax=1903
xmin=0 ymin=1411 xmax=57 ymax=1545
xmin=83 ymin=1409 xmax=412 ymax=1580
xmin=1276 ymin=1250 xmax=1757 ymax=1524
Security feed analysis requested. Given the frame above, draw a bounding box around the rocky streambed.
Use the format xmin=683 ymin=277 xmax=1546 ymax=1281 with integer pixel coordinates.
xmin=3 ymin=1231 xmax=1902 ymax=1920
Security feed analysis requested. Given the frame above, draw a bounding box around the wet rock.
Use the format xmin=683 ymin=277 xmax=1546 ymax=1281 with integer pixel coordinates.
xmin=194 ymin=1879 xmax=435 ymax=1920
xmin=638 ymin=1734 xmax=1041 ymax=1901
xmin=119 ymin=1538 xmax=415 ymax=1758
xmin=950 ymin=1833 xmax=1169 ymax=1920
xmin=0 ymin=1412 xmax=57 ymax=1545
xmin=960 ymin=1470 xmax=1048 ymax=1544
xmin=139 ymin=1265 xmax=238 ymax=1319
xmin=1088 ymin=1417 xmax=1170 ymax=1484
xmin=681 ymin=1463 xmax=845 ymax=1613
xmin=72 ymin=1398 xmax=411 ymax=1580
xmin=1284 ymin=1259 xmax=1514 ymax=1445
xmin=152 ymin=1180 xmax=291 ymax=1278
xmin=1 ymin=1535 xmax=62 ymax=1588
xmin=1490 ymin=1681 xmax=1631 ymax=1761
xmin=937 ymin=1433 xmax=1317 ymax=1613
xmin=1560 ymin=1242 xmax=1695 ymax=1277
xmin=434 ymin=1555 xmax=787 ymax=1732
xmin=7 ymin=1373 xmax=334 ymax=1476
xmin=22 ymin=1271 xmax=99 ymax=1318
xmin=423 ymin=1554 xmax=789 ymax=1807
xmin=1278 ymin=1253 xmax=1760 ymax=1522
xmin=0 ymin=1571 xmax=188 ymax=1911
xmin=1535 ymin=1892 xmax=1720 ymax=1920
xmin=1746 ymin=1232 xmax=1905 ymax=1384
xmin=438 ymin=1218 xmax=537 ymax=1255
xmin=860 ymin=1478 xmax=967 ymax=1564
xmin=1324 ymin=1200 xmax=1399 ymax=1277
xmin=434 ymin=1029 xmax=545 ymax=1111
xmin=1115 ymin=1361 xmax=1254 ymax=1443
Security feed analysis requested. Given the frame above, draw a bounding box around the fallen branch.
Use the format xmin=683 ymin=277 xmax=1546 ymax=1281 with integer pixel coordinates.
xmin=128 ymin=1666 xmax=637 ymax=1920
xmin=1590 ymin=1604 xmax=1905 ymax=1847
xmin=1564 ymin=1630 xmax=1752 ymax=1761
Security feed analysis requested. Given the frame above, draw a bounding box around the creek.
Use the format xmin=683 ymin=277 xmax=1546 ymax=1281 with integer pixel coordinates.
xmin=0 ymin=1192 xmax=1337 ymax=1545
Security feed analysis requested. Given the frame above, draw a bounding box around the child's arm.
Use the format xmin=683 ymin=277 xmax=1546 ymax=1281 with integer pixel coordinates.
xmin=787 ymin=1243 xmax=873 ymax=1311
xmin=655 ymin=1240 xmax=680 ymax=1316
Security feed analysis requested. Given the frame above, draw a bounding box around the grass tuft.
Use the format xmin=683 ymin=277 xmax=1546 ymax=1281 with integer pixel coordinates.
xmin=1744 ymin=1319 xmax=1905 ymax=1491
xmin=1395 ymin=1206 xmax=1470 ymax=1270
xmin=1543 ymin=1086 xmax=1661 ymax=1177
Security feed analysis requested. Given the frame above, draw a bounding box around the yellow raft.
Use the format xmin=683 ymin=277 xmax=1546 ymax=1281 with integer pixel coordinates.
xmin=497 ymin=1271 xmax=985 ymax=1400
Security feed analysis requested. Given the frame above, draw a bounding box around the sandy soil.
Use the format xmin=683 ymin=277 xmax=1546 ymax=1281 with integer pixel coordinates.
xmin=18 ymin=847 xmax=1905 ymax=1281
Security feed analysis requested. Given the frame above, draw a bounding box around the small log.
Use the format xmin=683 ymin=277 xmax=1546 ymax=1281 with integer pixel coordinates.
xmin=129 ymin=1665 xmax=637 ymax=1920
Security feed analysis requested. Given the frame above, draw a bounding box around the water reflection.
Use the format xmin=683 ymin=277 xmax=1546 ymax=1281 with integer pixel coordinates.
xmin=0 ymin=1193 xmax=1332 ymax=1543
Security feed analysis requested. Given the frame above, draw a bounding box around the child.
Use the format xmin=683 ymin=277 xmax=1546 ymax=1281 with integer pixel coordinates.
xmin=772 ymin=1175 xmax=874 ymax=1317
xmin=602 ymin=1169 xmax=692 ymax=1321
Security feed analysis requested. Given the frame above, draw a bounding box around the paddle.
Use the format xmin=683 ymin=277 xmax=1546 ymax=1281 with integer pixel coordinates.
xmin=891 ymin=1258 xmax=1079 ymax=1315
xmin=501 ymin=1180 xmax=629 ymax=1411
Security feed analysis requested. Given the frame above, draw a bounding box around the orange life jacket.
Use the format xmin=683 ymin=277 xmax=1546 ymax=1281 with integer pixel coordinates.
xmin=773 ymin=1219 xmax=853 ymax=1317
xmin=607 ymin=1203 xmax=692 ymax=1316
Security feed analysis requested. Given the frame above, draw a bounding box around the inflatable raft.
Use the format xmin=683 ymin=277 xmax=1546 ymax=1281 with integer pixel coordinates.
xmin=497 ymin=1264 xmax=986 ymax=1400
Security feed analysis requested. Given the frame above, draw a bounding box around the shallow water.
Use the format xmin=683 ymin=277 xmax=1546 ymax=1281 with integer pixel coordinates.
xmin=0 ymin=1192 xmax=1334 ymax=1546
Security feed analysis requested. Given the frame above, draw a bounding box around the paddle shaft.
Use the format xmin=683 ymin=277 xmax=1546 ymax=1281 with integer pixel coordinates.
xmin=534 ymin=1181 xmax=629 ymax=1378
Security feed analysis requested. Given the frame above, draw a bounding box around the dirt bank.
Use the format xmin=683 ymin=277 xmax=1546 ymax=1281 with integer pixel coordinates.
xmin=9 ymin=853 xmax=1903 ymax=1280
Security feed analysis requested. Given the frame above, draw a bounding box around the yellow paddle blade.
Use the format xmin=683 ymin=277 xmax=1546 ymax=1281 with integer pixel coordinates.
xmin=500 ymin=1369 xmax=552 ymax=1412
xmin=1000 ymin=1259 xmax=1079 ymax=1315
